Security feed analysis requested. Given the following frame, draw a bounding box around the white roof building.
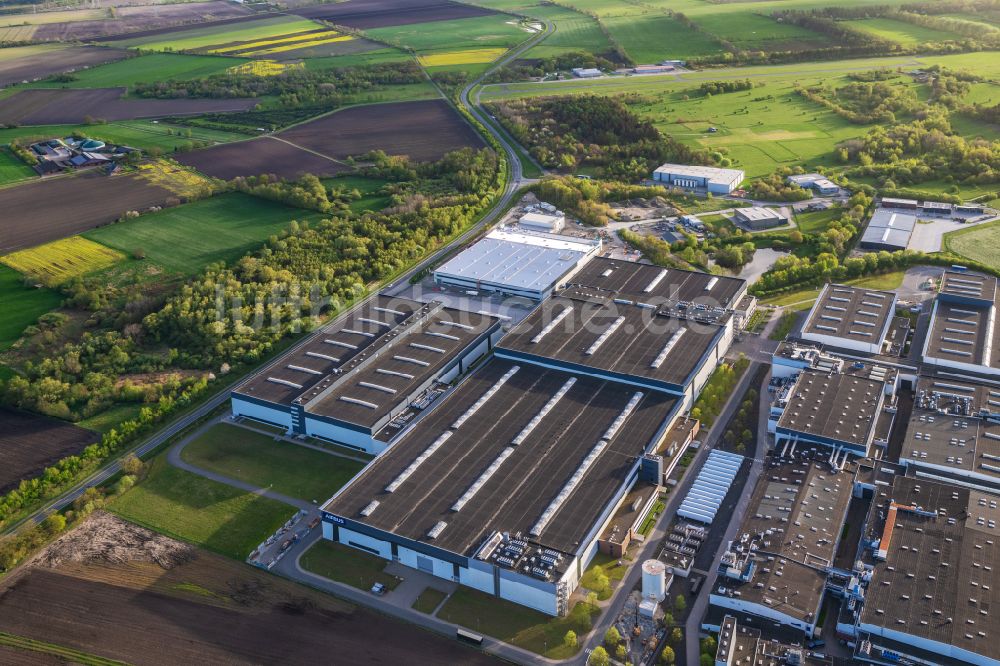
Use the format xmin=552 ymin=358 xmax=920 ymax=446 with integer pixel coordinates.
xmin=652 ymin=164 xmax=745 ymax=194
xmin=433 ymin=228 xmax=601 ymax=300
xmin=519 ymin=211 xmax=565 ymax=233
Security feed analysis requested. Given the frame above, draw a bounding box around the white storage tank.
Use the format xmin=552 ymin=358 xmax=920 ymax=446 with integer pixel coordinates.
xmin=641 ymin=559 xmax=666 ymax=602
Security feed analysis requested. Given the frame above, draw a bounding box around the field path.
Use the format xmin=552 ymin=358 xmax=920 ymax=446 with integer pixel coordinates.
xmin=264 ymin=135 xmax=353 ymax=168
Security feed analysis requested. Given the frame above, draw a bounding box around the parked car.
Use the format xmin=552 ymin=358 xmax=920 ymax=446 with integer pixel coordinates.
xmin=371 ymin=582 xmax=386 ymax=596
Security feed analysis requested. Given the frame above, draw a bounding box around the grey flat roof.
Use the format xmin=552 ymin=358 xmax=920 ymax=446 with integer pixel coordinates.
xmin=653 ymin=163 xmax=744 ymax=185
xmin=324 ymin=358 xmax=678 ymax=557
xmin=803 ymin=284 xmax=896 ymax=346
xmin=718 ymin=455 xmax=855 ymax=624
xmin=567 ymin=257 xmax=746 ymax=307
xmin=861 ymin=475 xmax=1000 ymax=661
xmin=234 ymin=295 xmax=423 ymax=406
xmin=302 ymin=307 xmax=499 ymax=428
xmin=433 ymin=228 xmax=598 ymax=294
xmin=924 ymin=298 xmax=1000 ymax=371
xmin=735 ymin=207 xmax=784 ymax=222
xmin=869 ymin=208 xmax=917 ymax=231
xmin=777 ymin=370 xmax=885 ymax=447
xmin=940 ymin=271 xmax=997 ymax=303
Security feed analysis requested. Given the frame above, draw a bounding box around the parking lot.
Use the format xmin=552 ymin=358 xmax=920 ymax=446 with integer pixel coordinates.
xmin=907 ymin=212 xmax=998 ymax=252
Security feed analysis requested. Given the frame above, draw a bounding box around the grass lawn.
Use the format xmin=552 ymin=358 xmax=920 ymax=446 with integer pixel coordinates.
xmin=324 ymin=174 xmax=392 ymax=213
xmin=300 ymin=540 xmax=401 ymax=591
xmin=762 ymin=270 xmax=907 ymax=310
xmin=844 ymin=18 xmax=961 ymax=46
xmin=76 ymin=403 xmax=144 ymax=434
xmin=794 ymin=207 xmax=841 ymax=235
xmin=437 ymin=587 xmax=598 ymax=658
xmin=0 ymin=146 xmax=33 ymax=185
xmin=180 ymin=423 xmax=365 ymax=503
xmin=580 ymin=551 xmax=629 ymax=600
xmin=84 ymin=193 xmax=320 ymax=276
xmin=109 ymin=456 xmax=294 ymax=560
xmin=943 ymin=218 xmax=1000 ymax=269
xmin=412 ymin=588 xmax=448 ymax=614
xmin=21 ymin=53 xmax=246 ymax=90
xmin=0 ymin=264 xmax=62 ymax=351
xmin=109 ymin=15 xmax=322 ymax=51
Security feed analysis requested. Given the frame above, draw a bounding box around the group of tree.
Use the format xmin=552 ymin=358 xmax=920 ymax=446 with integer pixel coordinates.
xmin=697 ymin=79 xmax=758 ymax=96
xmin=796 ymin=81 xmax=919 ymax=124
xmin=132 ymin=61 xmax=425 ymax=106
xmin=745 ymin=172 xmax=812 ymax=202
xmin=489 ymin=50 xmax=628 ymax=83
xmin=531 ymin=176 xmax=671 ymax=226
xmin=488 ymin=95 xmax=715 ymax=180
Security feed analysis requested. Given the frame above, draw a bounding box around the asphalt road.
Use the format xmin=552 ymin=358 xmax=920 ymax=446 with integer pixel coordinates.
xmin=3 ymin=22 xmax=552 ymax=538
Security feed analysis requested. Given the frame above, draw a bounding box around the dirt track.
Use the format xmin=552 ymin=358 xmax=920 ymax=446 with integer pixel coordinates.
xmin=0 ymin=408 xmax=98 ymax=495
xmin=0 ymin=87 xmax=259 ymax=125
xmin=0 ymin=513 xmax=498 ymax=665
xmin=292 ymin=0 xmax=492 ymax=29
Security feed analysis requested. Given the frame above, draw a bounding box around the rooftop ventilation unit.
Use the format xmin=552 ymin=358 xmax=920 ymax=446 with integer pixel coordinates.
xmin=511 ymin=377 xmax=576 ymax=445
xmin=385 ymin=431 xmax=453 ymax=492
xmin=452 ymin=365 xmax=520 ymax=429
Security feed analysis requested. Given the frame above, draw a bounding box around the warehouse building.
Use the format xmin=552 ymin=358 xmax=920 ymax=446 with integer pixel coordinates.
xmin=881 ymin=197 xmax=918 ymax=210
xmin=231 ymin=296 xmax=503 ymax=454
xmin=711 ymin=452 xmax=855 ymax=637
xmin=922 ymin=271 xmax=1000 ymax=378
xmin=896 ymin=376 xmax=1000 ymax=494
xmin=319 ymin=256 xmax=751 ymax=616
xmin=518 ymin=210 xmax=565 ymax=233
xmin=786 ymin=173 xmax=839 ymax=196
xmin=652 ymin=163 xmax=745 ymax=194
xmin=433 ymin=228 xmax=600 ymax=300
xmin=859 ymin=208 xmax=917 ymax=252
xmin=921 ymin=200 xmax=952 ymax=216
xmin=495 ymin=258 xmax=749 ymax=406
xmin=322 ymin=358 xmax=682 ymax=615
xmin=773 ymin=361 xmax=893 ymax=458
xmin=733 ymin=206 xmax=788 ymax=231
xmin=714 ymin=615 xmax=833 ymax=666
xmin=850 ymin=474 xmax=1000 ymax=666
xmin=800 ymin=284 xmax=898 ymax=355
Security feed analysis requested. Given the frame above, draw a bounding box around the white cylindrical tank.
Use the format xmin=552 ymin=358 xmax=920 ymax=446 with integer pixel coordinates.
xmin=641 ymin=559 xmax=666 ymax=602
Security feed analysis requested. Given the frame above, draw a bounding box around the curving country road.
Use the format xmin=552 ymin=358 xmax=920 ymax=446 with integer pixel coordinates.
xmin=3 ymin=22 xmax=550 ymax=538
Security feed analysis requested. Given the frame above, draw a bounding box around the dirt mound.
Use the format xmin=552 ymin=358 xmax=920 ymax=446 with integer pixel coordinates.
xmin=33 ymin=511 xmax=194 ymax=570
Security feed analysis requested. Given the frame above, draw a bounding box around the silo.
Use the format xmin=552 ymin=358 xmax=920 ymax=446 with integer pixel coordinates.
xmin=641 ymin=559 xmax=666 ymax=602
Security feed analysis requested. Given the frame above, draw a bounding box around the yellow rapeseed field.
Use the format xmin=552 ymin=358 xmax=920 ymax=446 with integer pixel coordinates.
xmin=135 ymin=159 xmax=214 ymax=198
xmin=208 ymin=29 xmax=336 ymax=55
xmin=246 ymin=33 xmax=353 ymax=56
xmin=226 ymin=60 xmax=303 ymax=77
xmin=417 ymin=47 xmax=507 ymax=67
xmin=1 ymin=236 xmax=124 ymax=285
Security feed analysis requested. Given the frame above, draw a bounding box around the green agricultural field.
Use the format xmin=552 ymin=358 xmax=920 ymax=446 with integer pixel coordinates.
xmin=109 ymin=455 xmax=294 ymax=560
xmin=364 ymin=15 xmax=528 ymax=58
xmin=83 ymin=193 xmax=320 ymax=276
xmin=843 ymin=18 xmax=962 ymax=45
xmin=943 ymin=219 xmax=1000 ymax=269
xmin=0 ymin=264 xmax=61 ymax=351
xmin=513 ymin=3 xmax=612 ymax=59
xmin=0 ymin=146 xmax=33 ymax=186
xmin=604 ymin=13 xmax=721 ymax=62
xmin=21 ymin=53 xmax=247 ymax=90
xmin=180 ymin=423 xmax=365 ymax=503
xmin=109 ymin=15 xmax=322 ymax=52
xmin=302 ymin=48 xmax=412 ymax=71
xmin=688 ymin=12 xmax=824 ymax=52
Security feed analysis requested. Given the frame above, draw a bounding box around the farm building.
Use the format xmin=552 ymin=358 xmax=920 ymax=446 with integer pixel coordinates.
xmin=800 ymin=283 xmax=898 ymax=354
xmin=230 ymin=296 xmax=503 ymax=454
xmin=571 ymin=67 xmax=602 ymax=78
xmin=922 ymin=271 xmax=1000 ymax=379
xmin=880 ymin=197 xmax=918 ymax=210
xmin=859 ymin=208 xmax=916 ymax=251
xmin=732 ymin=206 xmax=787 ymax=231
xmin=652 ymin=164 xmax=744 ymax=195
xmin=920 ymin=200 xmax=952 ymax=215
xmin=517 ymin=210 xmax=565 ymax=233
xmin=433 ymin=228 xmax=600 ymax=300
xmin=320 ymin=257 xmax=751 ymax=616
xmin=786 ymin=173 xmax=838 ymax=195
